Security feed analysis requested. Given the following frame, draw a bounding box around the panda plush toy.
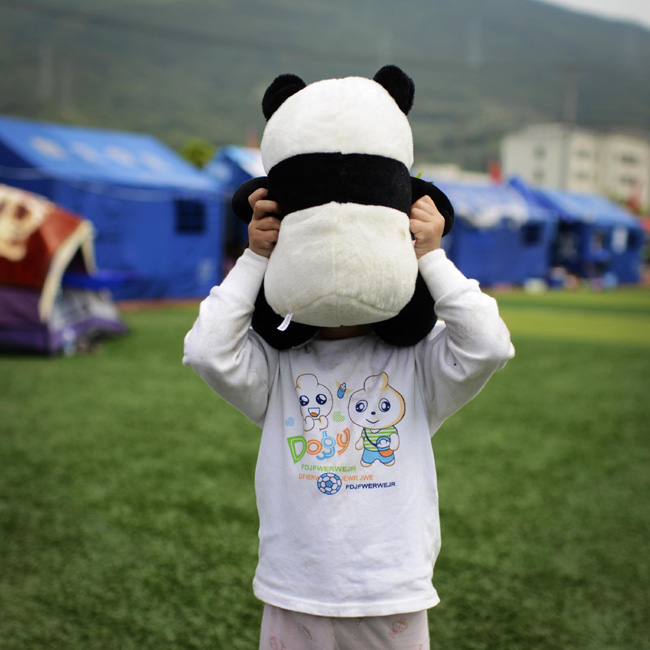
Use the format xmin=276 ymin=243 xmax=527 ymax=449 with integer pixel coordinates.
xmin=232 ymin=65 xmax=454 ymax=350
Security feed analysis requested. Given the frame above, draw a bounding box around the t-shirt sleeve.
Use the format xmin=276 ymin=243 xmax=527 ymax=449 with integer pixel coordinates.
xmin=183 ymin=248 xmax=277 ymax=426
xmin=414 ymin=249 xmax=515 ymax=431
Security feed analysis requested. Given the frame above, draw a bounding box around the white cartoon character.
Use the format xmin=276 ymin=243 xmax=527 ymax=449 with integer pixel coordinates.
xmin=349 ymin=373 xmax=405 ymax=467
xmin=296 ymin=373 xmax=333 ymax=432
xmin=0 ymin=185 xmax=50 ymax=261
xmin=388 ymin=617 xmax=409 ymax=639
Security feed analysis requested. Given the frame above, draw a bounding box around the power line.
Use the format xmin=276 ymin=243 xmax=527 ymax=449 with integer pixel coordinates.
xmin=0 ymin=0 xmax=585 ymax=74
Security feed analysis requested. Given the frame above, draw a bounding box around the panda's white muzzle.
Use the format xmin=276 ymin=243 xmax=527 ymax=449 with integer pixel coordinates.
xmin=264 ymin=202 xmax=418 ymax=327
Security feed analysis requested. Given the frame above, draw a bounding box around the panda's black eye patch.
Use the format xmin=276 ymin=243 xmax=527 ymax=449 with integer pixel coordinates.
xmin=262 ymin=74 xmax=306 ymax=120
xmin=267 ymin=153 xmax=412 ymax=218
xmin=373 ymin=65 xmax=415 ymax=115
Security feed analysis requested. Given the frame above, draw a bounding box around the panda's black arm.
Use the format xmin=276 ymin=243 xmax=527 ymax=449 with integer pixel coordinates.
xmin=231 ymin=176 xmax=269 ymax=224
xmin=410 ymin=176 xmax=454 ymax=237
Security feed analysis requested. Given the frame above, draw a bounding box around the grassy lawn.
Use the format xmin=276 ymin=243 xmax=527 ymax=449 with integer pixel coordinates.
xmin=1 ymin=288 xmax=649 ymax=649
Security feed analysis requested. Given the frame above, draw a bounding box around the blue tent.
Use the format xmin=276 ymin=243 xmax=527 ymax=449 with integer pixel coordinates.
xmin=509 ymin=177 xmax=645 ymax=284
xmin=430 ymin=179 xmax=558 ymax=286
xmin=205 ymin=146 xmax=266 ymax=271
xmin=0 ymin=115 xmax=223 ymax=300
xmin=206 ymin=145 xmax=265 ymax=194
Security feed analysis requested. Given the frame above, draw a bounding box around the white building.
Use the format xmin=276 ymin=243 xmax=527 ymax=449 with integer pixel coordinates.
xmin=598 ymin=133 xmax=650 ymax=210
xmin=501 ymin=124 xmax=650 ymax=210
xmin=416 ymin=163 xmax=490 ymax=185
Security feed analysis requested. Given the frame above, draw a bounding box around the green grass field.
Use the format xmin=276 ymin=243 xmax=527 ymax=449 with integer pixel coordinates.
xmin=2 ymin=288 xmax=649 ymax=649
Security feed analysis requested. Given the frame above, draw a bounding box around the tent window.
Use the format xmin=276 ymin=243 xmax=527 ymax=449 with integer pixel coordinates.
xmin=611 ymin=227 xmax=628 ymax=254
xmin=521 ymin=223 xmax=543 ymax=246
xmin=627 ymin=230 xmax=642 ymax=251
xmin=590 ymin=229 xmax=608 ymax=256
xmin=175 ymin=200 xmax=206 ymax=234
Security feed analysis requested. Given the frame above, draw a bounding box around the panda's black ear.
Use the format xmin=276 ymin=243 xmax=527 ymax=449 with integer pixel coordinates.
xmin=411 ymin=176 xmax=455 ymax=236
xmin=232 ymin=177 xmax=268 ymax=223
xmin=373 ymin=65 xmax=415 ymax=115
xmin=262 ymin=74 xmax=306 ymax=120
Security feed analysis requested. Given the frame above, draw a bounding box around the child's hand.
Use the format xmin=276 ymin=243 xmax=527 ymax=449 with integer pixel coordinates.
xmin=248 ymin=188 xmax=281 ymax=258
xmin=410 ymin=195 xmax=446 ymax=259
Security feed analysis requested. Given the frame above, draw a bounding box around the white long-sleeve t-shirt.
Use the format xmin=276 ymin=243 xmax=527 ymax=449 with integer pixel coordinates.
xmin=183 ymin=248 xmax=514 ymax=617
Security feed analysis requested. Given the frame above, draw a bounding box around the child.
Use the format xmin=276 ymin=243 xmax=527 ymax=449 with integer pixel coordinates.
xmin=183 ymin=188 xmax=514 ymax=649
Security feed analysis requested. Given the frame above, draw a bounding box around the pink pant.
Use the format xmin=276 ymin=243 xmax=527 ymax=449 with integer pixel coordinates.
xmin=260 ymin=604 xmax=430 ymax=650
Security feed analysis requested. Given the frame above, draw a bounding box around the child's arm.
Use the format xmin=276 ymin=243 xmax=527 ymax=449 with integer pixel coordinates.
xmin=182 ymin=192 xmax=282 ymax=426
xmin=411 ymin=197 xmax=515 ymax=428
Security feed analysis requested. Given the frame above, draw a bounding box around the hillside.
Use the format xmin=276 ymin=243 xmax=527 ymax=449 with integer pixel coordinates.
xmin=1 ymin=0 xmax=650 ymax=170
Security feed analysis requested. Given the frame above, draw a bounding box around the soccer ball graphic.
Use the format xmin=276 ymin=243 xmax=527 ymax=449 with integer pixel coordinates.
xmin=317 ymin=472 xmax=342 ymax=495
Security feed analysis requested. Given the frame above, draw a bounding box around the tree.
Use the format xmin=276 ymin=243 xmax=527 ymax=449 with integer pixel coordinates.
xmin=179 ymin=138 xmax=216 ymax=168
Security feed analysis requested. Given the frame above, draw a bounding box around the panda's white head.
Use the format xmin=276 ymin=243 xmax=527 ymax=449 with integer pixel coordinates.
xmin=231 ymin=66 xmax=454 ymax=349
xmin=261 ymin=70 xmax=414 ymax=172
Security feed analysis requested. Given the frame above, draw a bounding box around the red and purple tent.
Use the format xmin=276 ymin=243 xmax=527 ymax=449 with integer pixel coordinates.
xmin=0 ymin=184 xmax=126 ymax=354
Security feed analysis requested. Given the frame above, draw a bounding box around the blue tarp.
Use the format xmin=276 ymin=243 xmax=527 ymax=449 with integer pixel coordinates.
xmin=205 ymin=145 xmax=265 ymax=189
xmin=205 ymin=146 xmax=266 ymax=267
xmin=430 ymin=179 xmax=558 ymax=286
xmin=0 ymin=115 xmax=214 ymax=190
xmin=509 ymin=177 xmax=645 ymax=283
xmin=435 ymin=180 xmax=552 ymax=228
xmin=509 ymin=176 xmax=641 ymax=229
xmin=0 ymin=115 xmax=223 ymax=300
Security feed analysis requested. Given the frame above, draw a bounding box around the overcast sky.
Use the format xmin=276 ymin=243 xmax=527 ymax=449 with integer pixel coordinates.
xmin=535 ymin=0 xmax=650 ymax=30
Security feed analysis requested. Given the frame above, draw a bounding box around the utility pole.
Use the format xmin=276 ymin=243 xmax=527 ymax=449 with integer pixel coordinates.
xmin=562 ymin=64 xmax=579 ymax=125
xmin=558 ymin=64 xmax=580 ymax=190
xmin=467 ymin=17 xmax=482 ymax=69
xmin=59 ymin=59 xmax=75 ymax=114
xmin=377 ymin=28 xmax=392 ymax=65
xmin=38 ymin=42 xmax=54 ymax=101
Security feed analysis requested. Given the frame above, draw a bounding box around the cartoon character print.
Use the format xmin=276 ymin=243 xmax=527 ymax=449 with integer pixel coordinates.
xmin=388 ymin=617 xmax=409 ymax=639
xmin=0 ymin=185 xmax=49 ymax=262
xmin=296 ymin=373 xmax=333 ymax=432
xmin=348 ymin=372 xmax=405 ymax=467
